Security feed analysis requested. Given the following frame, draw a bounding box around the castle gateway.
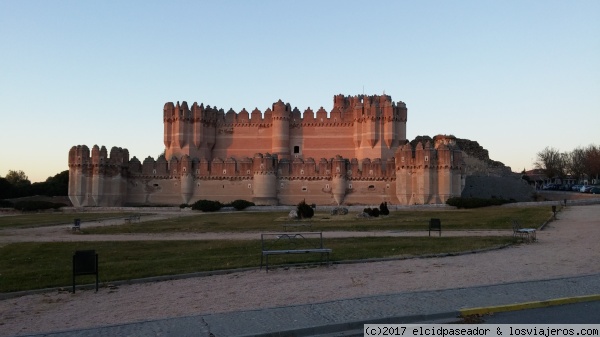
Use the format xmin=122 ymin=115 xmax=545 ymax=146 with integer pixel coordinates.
xmin=68 ymin=94 xmax=465 ymax=207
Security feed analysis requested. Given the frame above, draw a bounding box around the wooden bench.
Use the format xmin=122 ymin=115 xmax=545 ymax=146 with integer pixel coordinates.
xmin=124 ymin=214 xmax=141 ymax=223
xmin=282 ymin=222 xmax=312 ymax=231
xmin=512 ymin=220 xmax=536 ymax=243
xmin=260 ymin=232 xmax=332 ymax=272
xmin=428 ymin=218 xmax=441 ymax=237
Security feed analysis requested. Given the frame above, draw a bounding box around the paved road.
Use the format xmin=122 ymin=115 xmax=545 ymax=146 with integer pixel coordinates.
xmin=479 ymin=300 xmax=600 ymax=324
xmin=17 ymin=273 xmax=600 ymax=337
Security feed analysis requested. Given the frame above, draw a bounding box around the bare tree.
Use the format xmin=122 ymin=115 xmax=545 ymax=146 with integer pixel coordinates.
xmin=567 ymin=147 xmax=587 ymax=181
xmin=584 ymin=145 xmax=600 ymax=182
xmin=534 ymin=147 xmax=566 ymax=181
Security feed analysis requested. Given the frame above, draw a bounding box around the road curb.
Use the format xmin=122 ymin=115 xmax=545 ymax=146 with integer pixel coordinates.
xmin=240 ymin=311 xmax=461 ymax=337
xmin=460 ymin=294 xmax=600 ymax=317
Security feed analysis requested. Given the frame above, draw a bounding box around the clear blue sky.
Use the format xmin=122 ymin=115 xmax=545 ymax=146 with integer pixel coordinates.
xmin=1 ymin=0 xmax=599 ymax=183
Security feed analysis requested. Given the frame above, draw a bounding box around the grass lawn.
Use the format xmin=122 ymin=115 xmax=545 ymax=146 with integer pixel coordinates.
xmin=0 ymin=236 xmax=515 ymax=293
xmin=83 ymin=206 xmax=552 ymax=234
xmin=0 ymin=212 xmax=145 ymax=230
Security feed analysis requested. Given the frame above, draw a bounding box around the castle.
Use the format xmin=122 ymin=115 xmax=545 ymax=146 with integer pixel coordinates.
xmin=68 ymin=94 xmax=465 ymax=207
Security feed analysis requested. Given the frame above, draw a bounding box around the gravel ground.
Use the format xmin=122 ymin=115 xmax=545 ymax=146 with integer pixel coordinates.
xmin=1 ymin=205 xmax=599 ymax=336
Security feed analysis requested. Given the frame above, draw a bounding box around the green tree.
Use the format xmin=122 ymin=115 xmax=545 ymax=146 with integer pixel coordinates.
xmin=0 ymin=177 xmax=15 ymax=199
xmin=3 ymin=170 xmax=31 ymax=197
xmin=5 ymin=170 xmax=30 ymax=187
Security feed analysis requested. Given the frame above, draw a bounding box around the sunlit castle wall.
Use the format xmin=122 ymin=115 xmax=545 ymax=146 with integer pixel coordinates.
xmin=68 ymin=94 xmax=464 ymax=207
xmin=162 ymin=94 xmax=407 ymax=164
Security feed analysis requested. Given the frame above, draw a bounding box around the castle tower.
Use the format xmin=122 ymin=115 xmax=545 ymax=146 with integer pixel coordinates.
xmin=180 ymin=155 xmax=194 ymax=204
xmin=91 ymin=145 xmax=107 ymax=206
xmin=68 ymin=145 xmax=129 ymax=207
xmin=163 ymin=102 xmax=174 ymax=150
xmin=165 ymin=101 xmax=211 ymax=161
xmin=104 ymin=146 xmax=129 ymax=206
xmin=452 ymin=149 xmax=465 ymax=196
xmin=414 ymin=141 xmax=436 ymax=204
xmin=331 ymin=155 xmax=347 ymax=205
xmin=172 ymin=102 xmax=188 ymax=150
xmin=271 ymin=100 xmax=291 ymax=159
xmin=395 ymin=143 xmax=413 ymax=204
xmin=396 ymin=101 xmax=407 ymax=143
xmin=192 ymin=103 xmax=202 ymax=150
xmin=352 ymin=95 xmax=407 ymax=162
xmin=252 ymin=153 xmax=278 ymax=205
xmin=436 ymin=142 xmax=452 ymax=203
xmin=352 ymin=96 xmax=363 ymax=148
xmin=68 ymin=145 xmax=90 ymax=207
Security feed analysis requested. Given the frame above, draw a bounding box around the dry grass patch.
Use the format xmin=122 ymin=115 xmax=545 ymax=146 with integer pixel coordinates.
xmin=83 ymin=206 xmax=551 ymax=234
xmin=0 ymin=236 xmax=515 ymax=293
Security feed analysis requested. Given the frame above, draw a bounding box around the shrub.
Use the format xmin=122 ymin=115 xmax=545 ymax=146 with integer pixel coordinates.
xmin=379 ymin=202 xmax=390 ymax=216
xmin=12 ymin=200 xmax=66 ymax=211
xmin=179 ymin=203 xmax=189 ymax=209
xmin=362 ymin=207 xmax=380 ymax=217
xmin=191 ymin=200 xmax=223 ymax=212
xmin=370 ymin=208 xmax=380 ymax=217
xmin=297 ymin=200 xmax=314 ymax=219
xmin=446 ymin=197 xmax=513 ymax=209
xmin=0 ymin=199 xmax=13 ymax=208
xmin=231 ymin=199 xmax=255 ymax=210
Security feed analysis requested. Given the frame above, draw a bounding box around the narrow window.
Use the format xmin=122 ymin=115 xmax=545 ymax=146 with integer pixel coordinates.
xmin=293 ymin=146 xmax=300 ymax=154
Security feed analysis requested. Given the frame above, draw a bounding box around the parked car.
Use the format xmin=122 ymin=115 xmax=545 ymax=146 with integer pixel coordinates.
xmin=572 ymin=184 xmax=582 ymax=191
xmin=590 ymin=187 xmax=600 ymax=194
xmin=580 ymin=185 xmax=593 ymax=193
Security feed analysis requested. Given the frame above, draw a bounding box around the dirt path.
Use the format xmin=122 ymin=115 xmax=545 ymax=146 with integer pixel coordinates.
xmin=1 ymin=205 xmax=599 ymax=336
xmin=0 ymin=211 xmax=511 ymax=243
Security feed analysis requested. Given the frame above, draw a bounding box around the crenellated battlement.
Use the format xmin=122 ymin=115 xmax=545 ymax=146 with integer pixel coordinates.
xmin=163 ymin=94 xmax=408 ymax=163
xmin=67 ymin=145 xmax=129 ymax=207
xmin=68 ymin=145 xmax=129 ymax=175
xmin=162 ymin=94 xmax=408 ymax=128
xmin=128 ymin=153 xmax=395 ymax=181
xmin=395 ymin=135 xmax=463 ymax=170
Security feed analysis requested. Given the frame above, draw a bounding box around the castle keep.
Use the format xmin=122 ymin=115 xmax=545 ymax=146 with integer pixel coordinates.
xmin=68 ymin=94 xmax=465 ymax=207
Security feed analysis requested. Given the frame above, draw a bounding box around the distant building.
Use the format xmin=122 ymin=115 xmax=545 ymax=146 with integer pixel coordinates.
xmin=68 ymin=94 xmax=465 ymax=207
